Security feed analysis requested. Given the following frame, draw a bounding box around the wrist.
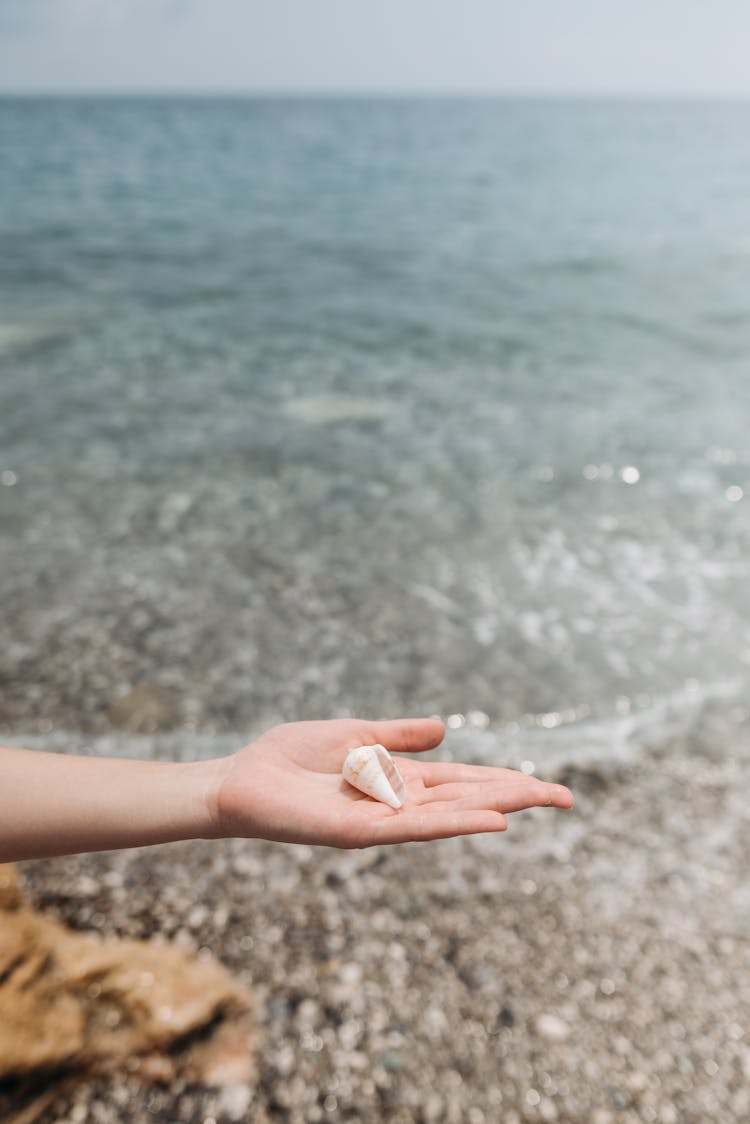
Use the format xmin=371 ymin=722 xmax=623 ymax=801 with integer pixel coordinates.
xmin=189 ymin=754 xmax=236 ymax=840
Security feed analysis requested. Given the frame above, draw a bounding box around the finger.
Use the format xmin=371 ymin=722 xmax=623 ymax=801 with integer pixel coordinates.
xmin=367 ymin=717 xmax=446 ymax=754
xmin=420 ymin=778 xmax=574 ymax=813
xmin=369 ymin=808 xmax=507 ymax=845
xmin=417 ymin=762 xmax=524 ymax=786
xmin=417 ymin=762 xmax=574 ymax=807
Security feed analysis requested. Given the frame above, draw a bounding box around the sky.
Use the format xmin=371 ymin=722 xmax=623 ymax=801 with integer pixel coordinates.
xmin=1 ymin=0 xmax=750 ymax=97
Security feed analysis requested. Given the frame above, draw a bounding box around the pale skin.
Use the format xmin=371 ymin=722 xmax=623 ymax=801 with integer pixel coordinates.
xmin=0 ymin=717 xmax=573 ymax=863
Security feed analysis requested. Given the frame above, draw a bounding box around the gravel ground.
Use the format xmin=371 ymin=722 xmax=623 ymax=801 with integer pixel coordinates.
xmin=13 ymin=704 xmax=750 ymax=1124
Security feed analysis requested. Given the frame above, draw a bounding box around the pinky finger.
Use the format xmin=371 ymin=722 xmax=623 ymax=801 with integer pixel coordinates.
xmin=370 ymin=809 xmax=507 ymax=845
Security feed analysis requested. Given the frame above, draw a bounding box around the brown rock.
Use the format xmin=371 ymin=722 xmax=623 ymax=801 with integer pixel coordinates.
xmin=0 ymin=864 xmax=255 ymax=1123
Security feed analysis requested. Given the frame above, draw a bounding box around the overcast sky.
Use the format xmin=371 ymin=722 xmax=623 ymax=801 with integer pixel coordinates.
xmin=1 ymin=0 xmax=750 ymax=96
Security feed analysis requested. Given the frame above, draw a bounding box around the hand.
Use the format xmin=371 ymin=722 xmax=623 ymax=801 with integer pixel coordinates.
xmin=212 ymin=718 xmax=573 ymax=848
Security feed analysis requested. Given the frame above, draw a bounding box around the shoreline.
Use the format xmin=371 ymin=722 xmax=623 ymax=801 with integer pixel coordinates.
xmin=13 ymin=705 xmax=750 ymax=1123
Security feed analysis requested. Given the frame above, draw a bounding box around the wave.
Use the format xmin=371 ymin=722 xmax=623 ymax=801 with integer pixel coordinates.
xmin=440 ymin=676 xmax=745 ymax=781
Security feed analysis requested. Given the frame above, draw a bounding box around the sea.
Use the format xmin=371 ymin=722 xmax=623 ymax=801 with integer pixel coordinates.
xmin=2 ymin=96 xmax=750 ymax=768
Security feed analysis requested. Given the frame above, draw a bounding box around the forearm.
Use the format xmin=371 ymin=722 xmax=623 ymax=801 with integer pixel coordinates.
xmin=0 ymin=745 xmax=230 ymax=862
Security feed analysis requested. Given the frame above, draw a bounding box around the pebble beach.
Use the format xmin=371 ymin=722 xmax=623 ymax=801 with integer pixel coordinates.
xmin=15 ymin=699 xmax=750 ymax=1124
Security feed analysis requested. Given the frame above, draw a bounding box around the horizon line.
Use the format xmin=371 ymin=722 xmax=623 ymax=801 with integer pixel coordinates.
xmin=2 ymin=88 xmax=750 ymax=102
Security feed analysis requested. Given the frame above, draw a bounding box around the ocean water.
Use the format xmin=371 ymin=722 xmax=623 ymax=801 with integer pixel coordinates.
xmin=2 ymin=97 xmax=750 ymax=757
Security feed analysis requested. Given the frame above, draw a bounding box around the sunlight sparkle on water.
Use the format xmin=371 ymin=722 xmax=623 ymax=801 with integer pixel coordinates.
xmin=467 ymin=710 xmax=490 ymax=729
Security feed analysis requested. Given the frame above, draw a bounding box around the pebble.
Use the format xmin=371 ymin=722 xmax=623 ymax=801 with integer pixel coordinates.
xmin=534 ymin=1013 xmax=570 ymax=1041
xmin=214 ymin=1085 xmax=251 ymax=1120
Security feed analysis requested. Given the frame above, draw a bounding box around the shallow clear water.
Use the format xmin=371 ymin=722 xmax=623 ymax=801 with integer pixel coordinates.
xmin=2 ymin=97 xmax=750 ymax=745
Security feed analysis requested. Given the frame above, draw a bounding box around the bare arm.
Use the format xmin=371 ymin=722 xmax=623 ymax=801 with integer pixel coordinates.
xmin=1 ymin=717 xmax=573 ymax=862
xmin=0 ymin=743 xmax=224 ymax=861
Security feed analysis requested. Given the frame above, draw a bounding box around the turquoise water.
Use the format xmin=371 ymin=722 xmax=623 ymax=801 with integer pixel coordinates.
xmin=2 ymin=97 xmax=750 ymax=741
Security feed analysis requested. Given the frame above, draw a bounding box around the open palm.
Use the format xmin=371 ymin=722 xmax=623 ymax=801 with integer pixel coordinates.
xmin=215 ymin=717 xmax=573 ymax=848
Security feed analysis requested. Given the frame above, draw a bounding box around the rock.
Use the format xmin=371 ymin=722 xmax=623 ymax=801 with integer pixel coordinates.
xmin=534 ymin=1014 xmax=570 ymax=1041
xmin=0 ymin=864 xmax=255 ymax=1123
xmin=215 ymin=1083 xmax=253 ymax=1120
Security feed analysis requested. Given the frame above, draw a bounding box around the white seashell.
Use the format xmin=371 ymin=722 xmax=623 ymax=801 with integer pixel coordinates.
xmin=342 ymin=744 xmax=406 ymax=809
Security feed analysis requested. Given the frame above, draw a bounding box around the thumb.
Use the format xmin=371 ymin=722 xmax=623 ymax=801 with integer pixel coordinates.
xmin=367 ymin=717 xmax=446 ymax=754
